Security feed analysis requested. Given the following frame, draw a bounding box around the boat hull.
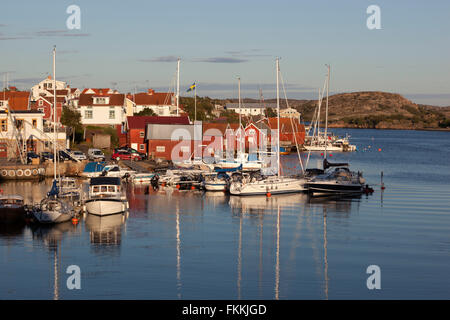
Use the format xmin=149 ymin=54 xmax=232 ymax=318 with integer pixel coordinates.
xmin=306 ymin=182 xmax=363 ymax=195
xmin=230 ymin=178 xmax=306 ymax=196
xmin=204 ymin=182 xmax=228 ymax=191
xmin=33 ymin=210 xmax=73 ymax=224
xmin=85 ymin=199 xmax=127 ymax=216
xmin=0 ymin=207 xmax=26 ymax=223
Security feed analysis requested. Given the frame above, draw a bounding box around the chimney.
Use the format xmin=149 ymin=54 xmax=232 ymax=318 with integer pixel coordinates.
xmin=147 ymin=89 xmax=154 ymax=95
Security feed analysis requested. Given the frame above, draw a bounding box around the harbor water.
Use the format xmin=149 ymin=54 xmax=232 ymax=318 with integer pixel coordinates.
xmin=0 ymin=128 xmax=449 ymax=299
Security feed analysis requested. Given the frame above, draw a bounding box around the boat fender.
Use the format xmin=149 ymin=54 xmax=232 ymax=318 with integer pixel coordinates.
xmin=1 ymin=169 xmax=7 ymax=176
xmin=16 ymin=169 xmax=24 ymax=177
xmin=24 ymin=169 xmax=32 ymax=177
xmin=32 ymin=169 xmax=38 ymax=175
xmin=8 ymin=170 xmax=15 ymax=177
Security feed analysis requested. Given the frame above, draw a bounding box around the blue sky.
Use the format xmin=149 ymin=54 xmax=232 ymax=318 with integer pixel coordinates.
xmin=1 ymin=0 xmax=449 ymax=105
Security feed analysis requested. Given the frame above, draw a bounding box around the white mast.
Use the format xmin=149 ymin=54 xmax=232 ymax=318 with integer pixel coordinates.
xmin=194 ymin=81 xmax=197 ymax=122
xmin=53 ymin=46 xmax=57 ymax=180
xmin=276 ymin=58 xmax=280 ymax=178
xmin=238 ymin=76 xmax=242 ymax=158
xmin=176 ymin=58 xmax=180 ymax=116
xmin=324 ymin=64 xmax=330 ymax=160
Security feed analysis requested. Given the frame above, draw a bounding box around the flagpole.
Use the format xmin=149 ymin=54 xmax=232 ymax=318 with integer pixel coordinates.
xmin=194 ymin=82 xmax=197 ymax=122
xmin=176 ymin=58 xmax=180 ymax=116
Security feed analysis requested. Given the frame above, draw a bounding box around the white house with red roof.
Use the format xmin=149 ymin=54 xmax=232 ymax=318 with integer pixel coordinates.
xmin=128 ymin=89 xmax=175 ymax=116
xmin=31 ymin=76 xmax=67 ymax=101
xmin=78 ymin=93 xmax=127 ymax=126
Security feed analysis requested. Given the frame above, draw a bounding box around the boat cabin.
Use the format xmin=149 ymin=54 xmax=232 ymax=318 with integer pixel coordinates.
xmin=0 ymin=195 xmax=25 ymax=208
xmin=89 ymin=177 xmax=122 ymax=198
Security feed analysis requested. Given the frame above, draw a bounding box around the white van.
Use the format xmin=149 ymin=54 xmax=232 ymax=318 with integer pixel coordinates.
xmin=88 ymin=148 xmax=105 ymax=161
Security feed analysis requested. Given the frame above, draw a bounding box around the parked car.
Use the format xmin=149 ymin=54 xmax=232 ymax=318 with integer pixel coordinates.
xmin=114 ymin=146 xmax=146 ymax=160
xmin=88 ymin=148 xmax=106 ymax=161
xmin=71 ymin=150 xmax=87 ymax=161
xmin=27 ymin=152 xmax=40 ymax=164
xmin=111 ymin=150 xmax=142 ymax=161
xmin=40 ymin=151 xmax=54 ymax=161
xmin=59 ymin=150 xmax=72 ymax=161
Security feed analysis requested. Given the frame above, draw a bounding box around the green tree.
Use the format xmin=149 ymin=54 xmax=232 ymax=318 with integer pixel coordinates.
xmin=135 ymin=108 xmax=157 ymax=116
xmin=266 ymin=107 xmax=277 ymax=118
xmin=60 ymin=106 xmax=82 ymax=145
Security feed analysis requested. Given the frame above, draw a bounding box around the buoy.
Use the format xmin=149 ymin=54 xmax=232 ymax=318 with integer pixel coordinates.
xmin=190 ymin=186 xmax=195 ymax=190
xmin=71 ymin=217 xmax=79 ymax=225
xmin=176 ymin=184 xmax=180 ymax=189
xmin=161 ymin=182 xmax=166 ymax=186
xmin=320 ymin=153 xmax=323 ymax=156
xmin=266 ymin=192 xmax=271 ymax=197
xmin=329 ymin=154 xmax=333 ymax=157
xmin=378 ymin=148 xmax=382 ymax=152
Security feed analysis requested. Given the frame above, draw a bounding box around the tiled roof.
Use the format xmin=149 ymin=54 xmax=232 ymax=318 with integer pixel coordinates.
xmin=78 ymin=94 xmax=125 ymax=106
xmin=0 ymin=91 xmax=30 ymax=110
xmin=129 ymin=92 xmax=174 ymax=105
xmin=202 ymin=122 xmax=240 ymax=135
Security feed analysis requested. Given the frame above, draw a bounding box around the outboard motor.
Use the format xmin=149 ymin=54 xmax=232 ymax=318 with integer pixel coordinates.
xmin=151 ymin=174 xmax=159 ymax=190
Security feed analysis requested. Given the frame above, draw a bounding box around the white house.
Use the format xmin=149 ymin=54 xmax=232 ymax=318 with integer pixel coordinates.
xmin=225 ymin=102 xmax=278 ymax=117
xmin=78 ymin=93 xmax=126 ymax=126
xmin=280 ymin=107 xmax=301 ymax=121
xmin=0 ymin=110 xmax=66 ymax=159
xmin=129 ymin=89 xmax=176 ymax=116
xmin=31 ymin=76 xmax=67 ymax=101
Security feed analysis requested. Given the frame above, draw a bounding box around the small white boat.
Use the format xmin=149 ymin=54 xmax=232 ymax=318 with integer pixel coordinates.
xmin=203 ymin=172 xmax=230 ymax=191
xmin=84 ymin=177 xmax=128 ymax=216
xmin=0 ymin=195 xmax=26 ymax=223
xmin=100 ymin=165 xmax=136 ymax=178
xmin=130 ymin=173 xmax=157 ymax=184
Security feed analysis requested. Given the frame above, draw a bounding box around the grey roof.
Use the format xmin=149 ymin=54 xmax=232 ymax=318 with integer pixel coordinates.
xmin=146 ymin=123 xmax=201 ymax=140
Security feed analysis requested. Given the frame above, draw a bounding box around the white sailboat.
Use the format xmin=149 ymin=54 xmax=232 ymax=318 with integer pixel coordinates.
xmin=304 ymin=66 xmax=356 ymax=152
xmin=33 ymin=47 xmax=74 ymax=224
xmin=229 ymin=58 xmax=306 ymax=196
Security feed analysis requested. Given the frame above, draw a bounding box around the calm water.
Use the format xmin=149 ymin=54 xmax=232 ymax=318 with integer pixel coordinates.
xmin=1 ymin=129 xmax=449 ymax=299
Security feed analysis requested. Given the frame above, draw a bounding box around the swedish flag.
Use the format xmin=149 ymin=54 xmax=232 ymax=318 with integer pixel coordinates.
xmin=186 ymin=82 xmax=196 ymax=92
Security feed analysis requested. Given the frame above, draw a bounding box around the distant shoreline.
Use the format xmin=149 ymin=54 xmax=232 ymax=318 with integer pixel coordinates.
xmin=326 ymin=124 xmax=450 ymax=132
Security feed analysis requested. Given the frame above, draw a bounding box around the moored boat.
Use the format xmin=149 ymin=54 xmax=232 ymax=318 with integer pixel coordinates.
xmin=0 ymin=195 xmax=26 ymax=223
xmin=84 ymin=177 xmax=128 ymax=216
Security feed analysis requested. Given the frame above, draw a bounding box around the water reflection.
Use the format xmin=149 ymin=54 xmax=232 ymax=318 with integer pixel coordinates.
xmin=85 ymin=214 xmax=126 ymax=255
xmin=30 ymin=222 xmax=79 ymax=300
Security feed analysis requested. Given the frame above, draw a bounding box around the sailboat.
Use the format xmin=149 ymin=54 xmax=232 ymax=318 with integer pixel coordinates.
xmin=229 ymin=58 xmax=306 ymax=196
xmin=304 ymin=66 xmax=356 ymax=152
xmin=33 ymin=47 xmax=74 ymax=224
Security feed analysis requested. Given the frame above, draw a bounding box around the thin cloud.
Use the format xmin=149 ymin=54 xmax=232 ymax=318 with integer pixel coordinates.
xmin=192 ymin=57 xmax=248 ymax=63
xmin=139 ymin=56 xmax=179 ymax=63
xmin=0 ymin=35 xmax=33 ymax=40
xmin=34 ymin=30 xmax=90 ymax=37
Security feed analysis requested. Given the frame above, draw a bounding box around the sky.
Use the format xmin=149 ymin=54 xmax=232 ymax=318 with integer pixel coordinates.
xmin=1 ymin=0 xmax=449 ymax=106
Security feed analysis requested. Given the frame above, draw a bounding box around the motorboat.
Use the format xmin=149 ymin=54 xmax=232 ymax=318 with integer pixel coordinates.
xmin=202 ymin=172 xmax=230 ymax=191
xmin=57 ymin=177 xmax=81 ymax=202
xmin=81 ymin=161 xmax=107 ymax=178
xmin=305 ymin=159 xmax=365 ymax=195
xmin=130 ymin=172 xmax=157 ymax=184
xmin=84 ymin=177 xmax=128 ymax=216
xmin=100 ymin=164 xmax=136 ymax=178
xmin=0 ymin=195 xmax=26 ymax=223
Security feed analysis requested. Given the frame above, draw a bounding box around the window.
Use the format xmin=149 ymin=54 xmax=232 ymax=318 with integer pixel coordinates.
xmin=85 ymin=109 xmax=93 ymax=119
xmin=109 ymin=107 xmax=115 ymax=119
xmin=139 ymin=144 xmax=145 ymax=151
xmin=39 ymin=100 xmax=43 ymax=106
xmin=1 ymin=119 xmax=7 ymax=132
xmin=16 ymin=119 xmax=24 ymax=130
xmin=156 ymin=146 xmax=165 ymax=152
xmin=139 ymin=131 xmax=145 ymax=138
xmin=0 ymin=101 xmax=3 ymax=107
xmin=32 ymin=119 xmax=37 ymax=127
xmin=38 ymin=108 xmax=44 ymax=113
